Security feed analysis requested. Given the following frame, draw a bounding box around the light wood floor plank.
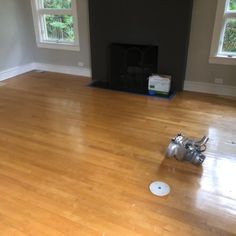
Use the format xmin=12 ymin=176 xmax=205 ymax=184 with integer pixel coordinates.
xmin=0 ymin=71 xmax=235 ymax=235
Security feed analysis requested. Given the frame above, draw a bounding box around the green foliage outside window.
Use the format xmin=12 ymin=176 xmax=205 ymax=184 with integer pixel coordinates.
xmin=222 ymin=1 xmax=236 ymax=53
xmin=44 ymin=0 xmax=71 ymax=9
xmin=223 ymin=19 xmax=236 ymax=52
xmin=229 ymin=0 xmax=236 ymax=10
xmin=45 ymin=15 xmax=74 ymax=42
xmin=43 ymin=0 xmax=75 ymax=42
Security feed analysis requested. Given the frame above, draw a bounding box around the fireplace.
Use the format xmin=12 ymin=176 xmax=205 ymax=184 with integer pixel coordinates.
xmin=88 ymin=0 xmax=193 ymax=91
xmin=110 ymin=43 xmax=158 ymax=94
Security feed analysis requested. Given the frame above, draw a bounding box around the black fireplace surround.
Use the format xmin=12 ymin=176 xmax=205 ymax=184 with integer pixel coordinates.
xmin=88 ymin=0 xmax=193 ymax=92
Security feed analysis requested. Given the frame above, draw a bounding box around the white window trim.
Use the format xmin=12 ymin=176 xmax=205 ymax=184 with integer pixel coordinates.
xmin=210 ymin=0 xmax=236 ymax=65
xmin=31 ymin=0 xmax=80 ymax=51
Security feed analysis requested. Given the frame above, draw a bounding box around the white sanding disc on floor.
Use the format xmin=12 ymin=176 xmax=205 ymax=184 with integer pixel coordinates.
xmin=149 ymin=181 xmax=170 ymax=197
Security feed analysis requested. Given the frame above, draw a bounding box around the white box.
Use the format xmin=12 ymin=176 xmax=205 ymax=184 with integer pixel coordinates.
xmin=148 ymin=74 xmax=171 ymax=95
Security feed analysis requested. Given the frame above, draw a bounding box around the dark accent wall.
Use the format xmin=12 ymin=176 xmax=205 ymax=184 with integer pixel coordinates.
xmin=88 ymin=0 xmax=193 ymax=91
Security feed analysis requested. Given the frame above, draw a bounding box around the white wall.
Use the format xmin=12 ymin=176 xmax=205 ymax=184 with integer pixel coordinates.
xmin=0 ymin=0 xmax=35 ymax=71
xmin=0 ymin=0 xmax=91 ymax=76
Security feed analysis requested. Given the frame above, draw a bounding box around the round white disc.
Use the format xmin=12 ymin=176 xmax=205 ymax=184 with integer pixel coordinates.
xmin=149 ymin=181 xmax=170 ymax=197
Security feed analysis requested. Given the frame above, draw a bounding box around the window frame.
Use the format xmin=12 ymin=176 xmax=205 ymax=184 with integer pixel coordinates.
xmin=210 ymin=0 xmax=236 ymax=65
xmin=31 ymin=0 xmax=80 ymax=51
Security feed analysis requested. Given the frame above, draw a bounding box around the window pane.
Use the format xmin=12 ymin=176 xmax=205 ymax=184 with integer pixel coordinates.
xmin=222 ymin=19 xmax=236 ymax=53
xmin=229 ymin=0 xmax=236 ymax=10
xmin=43 ymin=0 xmax=71 ymax=9
xmin=43 ymin=15 xmax=75 ymax=42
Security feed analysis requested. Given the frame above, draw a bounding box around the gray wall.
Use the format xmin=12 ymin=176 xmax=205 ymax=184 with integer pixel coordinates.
xmin=0 ymin=0 xmax=35 ymax=71
xmin=0 ymin=0 xmax=91 ymax=72
xmin=186 ymin=0 xmax=236 ymax=86
xmin=2 ymin=0 xmax=234 ymax=87
xmin=32 ymin=0 xmax=91 ymax=69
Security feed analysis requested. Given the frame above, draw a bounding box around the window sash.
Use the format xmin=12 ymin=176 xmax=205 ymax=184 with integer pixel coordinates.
xmin=210 ymin=0 xmax=236 ymax=64
xmin=225 ymin=12 xmax=236 ymax=17
xmin=38 ymin=12 xmax=78 ymax=45
xmin=218 ymin=11 xmax=236 ymax=56
xmin=39 ymin=14 xmax=75 ymax=44
xmin=31 ymin=0 xmax=79 ymax=51
xmin=38 ymin=9 xmax=73 ymax=15
xmin=37 ymin=0 xmax=72 ymax=10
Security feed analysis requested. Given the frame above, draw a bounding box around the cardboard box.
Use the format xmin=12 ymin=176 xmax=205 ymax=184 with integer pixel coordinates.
xmin=148 ymin=74 xmax=171 ymax=95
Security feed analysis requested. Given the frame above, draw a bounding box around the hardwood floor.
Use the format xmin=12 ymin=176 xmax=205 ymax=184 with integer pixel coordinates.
xmin=0 ymin=71 xmax=235 ymax=236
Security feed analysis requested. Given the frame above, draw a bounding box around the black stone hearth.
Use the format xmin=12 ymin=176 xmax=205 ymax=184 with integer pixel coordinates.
xmin=88 ymin=0 xmax=193 ymax=92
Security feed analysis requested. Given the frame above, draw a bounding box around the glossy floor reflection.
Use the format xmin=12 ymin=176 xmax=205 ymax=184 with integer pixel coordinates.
xmin=0 ymin=71 xmax=235 ymax=235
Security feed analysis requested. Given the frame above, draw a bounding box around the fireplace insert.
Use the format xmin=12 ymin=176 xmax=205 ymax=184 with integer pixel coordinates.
xmin=110 ymin=43 xmax=158 ymax=94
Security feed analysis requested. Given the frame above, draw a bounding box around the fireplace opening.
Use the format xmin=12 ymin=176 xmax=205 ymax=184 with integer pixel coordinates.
xmin=110 ymin=43 xmax=158 ymax=94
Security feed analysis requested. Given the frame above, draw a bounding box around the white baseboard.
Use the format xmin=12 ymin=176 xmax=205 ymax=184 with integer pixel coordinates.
xmin=184 ymin=81 xmax=236 ymax=97
xmin=0 ymin=63 xmax=35 ymax=81
xmin=0 ymin=62 xmax=91 ymax=81
xmin=1 ymin=64 xmax=235 ymax=97
xmin=33 ymin=63 xmax=91 ymax=77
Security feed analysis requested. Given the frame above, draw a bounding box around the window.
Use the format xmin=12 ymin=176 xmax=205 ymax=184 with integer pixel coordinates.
xmin=31 ymin=0 xmax=80 ymax=51
xmin=210 ymin=0 xmax=236 ymax=65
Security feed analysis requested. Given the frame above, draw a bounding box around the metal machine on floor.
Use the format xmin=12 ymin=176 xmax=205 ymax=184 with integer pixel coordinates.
xmin=166 ymin=134 xmax=209 ymax=165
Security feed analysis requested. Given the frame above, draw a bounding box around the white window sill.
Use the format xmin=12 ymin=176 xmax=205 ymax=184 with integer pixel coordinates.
xmin=209 ymin=55 xmax=236 ymax=66
xmin=37 ymin=42 xmax=80 ymax=52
